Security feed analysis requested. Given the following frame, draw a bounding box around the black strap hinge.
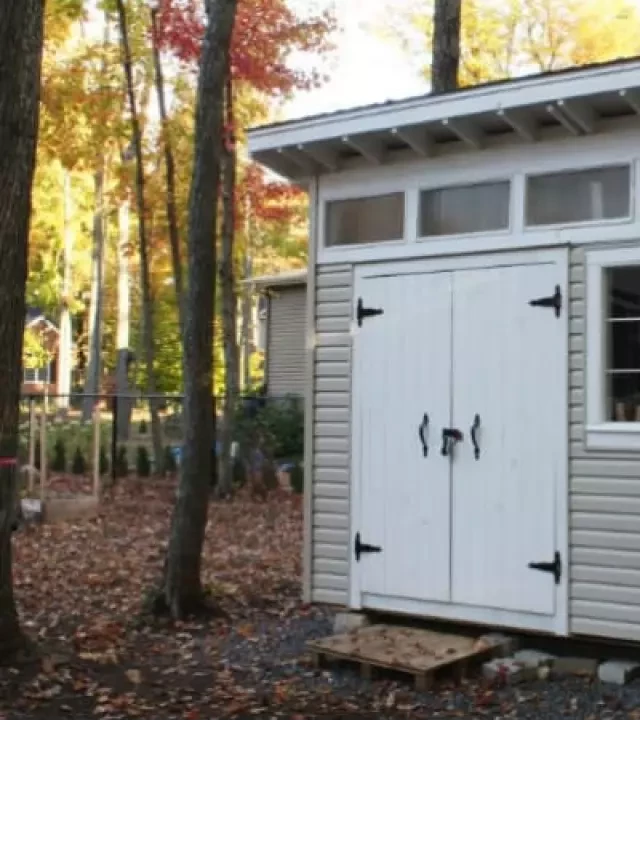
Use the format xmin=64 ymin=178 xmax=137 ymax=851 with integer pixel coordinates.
xmin=528 ymin=551 xmax=562 ymax=584
xmin=529 ymin=285 xmax=562 ymax=317
xmin=354 ymin=532 xmax=382 ymax=562
xmin=356 ymin=298 xmax=384 ymax=327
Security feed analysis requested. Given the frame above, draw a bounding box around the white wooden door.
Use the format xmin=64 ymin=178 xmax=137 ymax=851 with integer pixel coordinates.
xmin=450 ymin=262 xmax=566 ymax=620
xmin=352 ymin=271 xmax=452 ymax=606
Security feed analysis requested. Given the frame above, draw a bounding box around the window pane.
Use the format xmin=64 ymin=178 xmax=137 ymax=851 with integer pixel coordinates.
xmin=607 ymin=372 xmax=640 ymax=422
xmin=608 ymin=320 xmax=640 ymax=371
xmin=419 ymin=181 xmax=510 ymax=236
xmin=325 ymin=193 xmax=404 ymax=246
xmin=608 ymin=266 xmax=640 ymax=318
xmin=526 ymin=165 xmax=630 ymax=226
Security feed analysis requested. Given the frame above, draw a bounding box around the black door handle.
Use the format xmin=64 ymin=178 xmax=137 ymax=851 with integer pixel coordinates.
xmin=470 ymin=414 xmax=481 ymax=460
xmin=418 ymin=413 xmax=429 ymax=457
xmin=441 ymin=428 xmax=463 ymax=456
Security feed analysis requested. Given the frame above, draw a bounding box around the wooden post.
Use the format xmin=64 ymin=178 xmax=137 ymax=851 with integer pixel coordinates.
xmin=39 ymin=399 xmax=47 ymax=504
xmin=93 ymin=404 xmax=101 ymax=500
xmin=28 ymin=398 xmax=36 ymax=495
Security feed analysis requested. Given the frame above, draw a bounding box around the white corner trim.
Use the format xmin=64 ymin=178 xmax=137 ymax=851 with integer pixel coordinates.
xmin=586 ymin=424 xmax=640 ymax=451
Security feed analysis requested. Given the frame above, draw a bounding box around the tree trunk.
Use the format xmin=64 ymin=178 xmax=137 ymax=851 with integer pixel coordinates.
xmin=0 ymin=0 xmax=45 ymax=660
xmin=241 ymin=206 xmax=253 ymax=391
xmin=82 ymin=168 xmax=105 ymax=421
xmin=150 ymin=5 xmax=185 ymax=338
xmin=116 ymin=0 xmax=164 ymax=473
xmin=163 ymin=0 xmax=238 ymax=619
xmin=217 ymin=75 xmax=238 ymax=499
xmin=57 ymin=169 xmax=73 ymax=410
xmin=115 ymin=197 xmax=132 ymax=440
xmin=431 ymin=0 xmax=461 ymax=94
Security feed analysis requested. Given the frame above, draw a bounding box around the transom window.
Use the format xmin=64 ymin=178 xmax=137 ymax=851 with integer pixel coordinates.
xmin=325 ymin=192 xmax=404 ymax=247
xmin=419 ymin=180 xmax=510 ymax=237
xmin=526 ymin=165 xmax=630 ymax=227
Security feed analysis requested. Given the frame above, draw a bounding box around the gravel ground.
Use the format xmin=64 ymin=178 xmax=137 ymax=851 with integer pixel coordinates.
xmin=218 ymin=608 xmax=640 ymax=719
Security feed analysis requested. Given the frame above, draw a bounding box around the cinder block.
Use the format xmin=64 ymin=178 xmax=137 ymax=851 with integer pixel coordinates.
xmin=476 ymin=632 xmax=516 ymax=657
xmin=552 ymin=656 xmax=598 ymax=677
xmin=333 ymin=611 xmax=371 ymax=634
xmin=598 ymin=660 xmax=640 ymax=686
xmin=514 ymin=649 xmax=556 ymax=668
xmin=482 ymin=657 xmax=531 ymax=684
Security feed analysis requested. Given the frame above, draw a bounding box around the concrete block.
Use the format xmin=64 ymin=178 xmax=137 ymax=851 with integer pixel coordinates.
xmin=598 ymin=660 xmax=640 ymax=686
xmin=42 ymin=495 xmax=99 ymax=524
xmin=476 ymin=632 xmax=516 ymax=657
xmin=333 ymin=611 xmax=371 ymax=634
xmin=482 ymin=657 xmax=531 ymax=684
xmin=514 ymin=649 xmax=556 ymax=668
xmin=552 ymin=656 xmax=598 ymax=677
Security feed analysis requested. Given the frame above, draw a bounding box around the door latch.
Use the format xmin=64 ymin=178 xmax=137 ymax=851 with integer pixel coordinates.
xmin=441 ymin=428 xmax=463 ymax=457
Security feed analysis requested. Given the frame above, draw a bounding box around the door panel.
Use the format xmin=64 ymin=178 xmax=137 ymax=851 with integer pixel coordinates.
xmin=451 ymin=263 xmax=564 ymax=615
xmin=353 ymin=272 xmax=452 ymax=603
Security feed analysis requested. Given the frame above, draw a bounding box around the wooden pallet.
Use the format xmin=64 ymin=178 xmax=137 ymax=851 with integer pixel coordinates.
xmin=308 ymin=625 xmax=504 ymax=690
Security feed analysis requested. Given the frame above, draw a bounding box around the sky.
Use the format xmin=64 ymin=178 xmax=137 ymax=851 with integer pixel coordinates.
xmin=283 ymin=0 xmax=426 ymax=120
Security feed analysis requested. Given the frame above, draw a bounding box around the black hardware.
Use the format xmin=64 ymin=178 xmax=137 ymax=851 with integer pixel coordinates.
xmin=418 ymin=413 xmax=429 ymax=457
xmin=470 ymin=413 xmax=481 ymax=460
xmin=356 ymin=297 xmax=384 ymax=327
xmin=354 ymin=532 xmax=382 ymax=562
xmin=528 ymin=551 xmax=562 ymax=584
xmin=529 ymin=285 xmax=562 ymax=318
xmin=441 ymin=427 xmax=463 ymax=457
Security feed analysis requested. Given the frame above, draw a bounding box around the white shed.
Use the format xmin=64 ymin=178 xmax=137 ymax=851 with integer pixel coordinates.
xmin=248 ymin=58 xmax=640 ymax=644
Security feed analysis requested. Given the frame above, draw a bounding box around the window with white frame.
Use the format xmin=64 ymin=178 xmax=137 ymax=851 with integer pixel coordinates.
xmin=325 ymin=192 xmax=404 ymax=247
xmin=586 ymin=248 xmax=640 ymax=450
xmin=23 ymin=364 xmax=50 ymax=384
xmin=419 ymin=180 xmax=510 ymax=237
xmin=526 ymin=165 xmax=630 ymax=227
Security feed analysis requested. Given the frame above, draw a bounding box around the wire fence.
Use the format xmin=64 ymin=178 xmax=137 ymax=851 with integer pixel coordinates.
xmin=18 ymin=391 xmax=304 ymax=483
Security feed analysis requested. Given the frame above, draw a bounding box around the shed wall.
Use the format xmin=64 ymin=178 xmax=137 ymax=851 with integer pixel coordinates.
xmin=266 ymin=284 xmax=306 ymax=397
xmin=310 ymin=247 xmax=640 ymax=645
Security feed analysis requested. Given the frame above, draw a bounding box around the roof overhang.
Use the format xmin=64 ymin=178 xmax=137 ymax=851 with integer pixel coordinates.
xmin=247 ymin=58 xmax=640 ymax=182
xmin=241 ymin=269 xmax=308 ymax=291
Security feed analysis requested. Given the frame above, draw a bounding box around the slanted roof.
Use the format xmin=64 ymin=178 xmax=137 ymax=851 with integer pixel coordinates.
xmin=242 ymin=269 xmax=308 ymax=290
xmin=247 ymin=56 xmax=640 ymax=181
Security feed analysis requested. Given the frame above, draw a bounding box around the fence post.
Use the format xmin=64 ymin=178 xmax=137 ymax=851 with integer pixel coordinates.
xmin=111 ymin=395 xmax=118 ymax=482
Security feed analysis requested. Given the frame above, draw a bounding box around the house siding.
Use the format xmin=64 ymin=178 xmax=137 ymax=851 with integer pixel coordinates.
xmin=568 ymin=242 xmax=640 ymax=643
xmin=310 ymin=246 xmax=640 ymax=643
xmin=310 ymin=265 xmax=353 ymax=606
xmin=267 ymin=284 xmax=306 ymax=397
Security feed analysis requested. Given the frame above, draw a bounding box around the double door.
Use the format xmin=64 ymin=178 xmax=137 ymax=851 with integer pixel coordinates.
xmin=351 ymin=253 xmax=568 ymax=634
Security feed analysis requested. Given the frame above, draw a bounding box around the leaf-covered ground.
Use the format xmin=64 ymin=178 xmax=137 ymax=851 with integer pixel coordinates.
xmin=3 ymin=478 xmax=640 ymax=719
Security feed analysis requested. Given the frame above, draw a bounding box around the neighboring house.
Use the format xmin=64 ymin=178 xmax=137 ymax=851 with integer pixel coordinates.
xmin=22 ymin=308 xmax=59 ymax=395
xmin=248 ymin=269 xmax=307 ymax=399
xmin=248 ymin=56 xmax=640 ymax=646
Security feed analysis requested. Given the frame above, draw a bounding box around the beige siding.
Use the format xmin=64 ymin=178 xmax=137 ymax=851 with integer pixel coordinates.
xmin=267 ymin=284 xmax=306 ymax=397
xmin=310 ymin=266 xmax=353 ymax=605
xmin=568 ymin=242 xmax=640 ymax=642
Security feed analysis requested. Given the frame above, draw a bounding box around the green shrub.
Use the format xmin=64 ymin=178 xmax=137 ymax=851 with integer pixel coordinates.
xmin=52 ymin=438 xmax=67 ymax=472
xmin=163 ymin=445 xmax=177 ymax=474
xmin=289 ymin=461 xmax=304 ymax=494
xmin=99 ymin=445 xmax=109 ymax=475
xmin=262 ymin=458 xmax=279 ymax=491
xmin=71 ymin=446 xmax=87 ymax=475
xmin=136 ymin=445 xmax=151 ymax=477
xmin=232 ymin=456 xmax=246 ymax=487
xmin=234 ymin=396 xmax=303 ymax=462
xmin=115 ymin=446 xmax=129 ymax=477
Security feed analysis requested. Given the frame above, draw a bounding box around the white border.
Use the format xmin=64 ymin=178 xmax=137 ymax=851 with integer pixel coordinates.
xmin=586 ymin=245 xmax=640 ymax=451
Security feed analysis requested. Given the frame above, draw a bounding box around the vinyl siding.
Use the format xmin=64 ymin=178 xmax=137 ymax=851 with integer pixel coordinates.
xmin=568 ymin=242 xmax=640 ymax=643
xmin=266 ymin=284 xmax=306 ymax=397
xmin=310 ymin=266 xmax=353 ymax=605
